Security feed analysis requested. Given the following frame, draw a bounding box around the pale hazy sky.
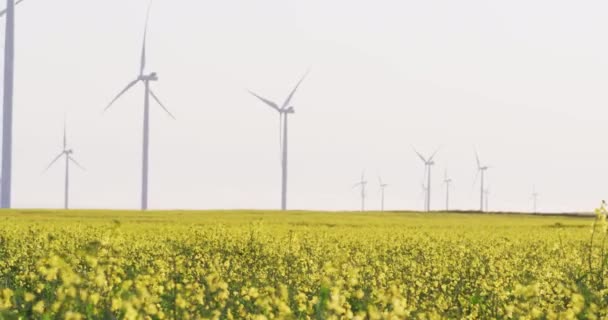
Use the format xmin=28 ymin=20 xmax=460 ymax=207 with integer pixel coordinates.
xmin=1 ymin=0 xmax=608 ymax=212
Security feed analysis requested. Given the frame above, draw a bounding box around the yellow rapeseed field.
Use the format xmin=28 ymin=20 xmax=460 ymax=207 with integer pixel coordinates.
xmin=0 ymin=207 xmax=607 ymax=319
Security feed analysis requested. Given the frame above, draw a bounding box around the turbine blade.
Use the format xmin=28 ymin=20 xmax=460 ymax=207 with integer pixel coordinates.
xmin=429 ymin=147 xmax=441 ymax=161
xmin=413 ymin=148 xmax=427 ymax=163
xmin=472 ymin=168 xmax=480 ymax=189
xmin=475 ymin=150 xmax=481 ymax=169
xmin=249 ymin=90 xmax=280 ymax=112
xmin=281 ymin=69 xmax=310 ymax=109
xmin=69 ymin=157 xmax=86 ymax=171
xmin=150 ymin=90 xmax=176 ymax=119
xmin=140 ymin=1 xmax=152 ymax=76
xmin=103 ymin=79 xmax=140 ymax=112
xmin=0 ymin=0 xmax=24 ymax=18
xmin=43 ymin=152 xmax=65 ymax=173
xmin=419 ymin=182 xmax=426 ymax=198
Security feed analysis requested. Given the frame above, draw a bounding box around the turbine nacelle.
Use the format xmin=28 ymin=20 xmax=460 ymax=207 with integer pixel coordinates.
xmin=283 ymin=106 xmax=295 ymax=114
xmin=139 ymin=72 xmax=158 ymax=82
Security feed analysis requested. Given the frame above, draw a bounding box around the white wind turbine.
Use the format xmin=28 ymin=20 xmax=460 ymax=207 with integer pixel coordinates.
xmin=443 ymin=169 xmax=453 ymax=211
xmin=1 ymin=0 xmax=28 ymax=209
xmin=414 ymin=148 xmax=439 ymax=212
xmin=353 ymin=171 xmax=367 ymax=212
xmin=531 ymin=185 xmax=539 ymax=213
xmin=378 ymin=176 xmax=388 ymax=212
xmin=249 ymin=71 xmax=309 ymax=211
xmin=103 ymin=3 xmax=175 ymax=210
xmin=474 ymin=151 xmax=491 ymax=212
xmin=44 ymin=122 xmax=85 ymax=209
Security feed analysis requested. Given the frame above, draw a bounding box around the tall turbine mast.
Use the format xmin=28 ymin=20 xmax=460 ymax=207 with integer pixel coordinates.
xmin=0 ymin=0 xmax=26 ymax=208
xmin=444 ymin=169 xmax=453 ymax=211
xmin=103 ymin=2 xmax=175 ymax=210
xmin=378 ymin=176 xmax=388 ymax=212
xmin=474 ymin=151 xmax=491 ymax=212
xmin=414 ymin=147 xmax=439 ymax=212
xmin=352 ymin=171 xmax=367 ymax=212
xmin=531 ymin=186 xmax=539 ymax=213
xmin=249 ymin=70 xmax=310 ymax=211
xmin=1 ymin=0 xmax=15 ymax=208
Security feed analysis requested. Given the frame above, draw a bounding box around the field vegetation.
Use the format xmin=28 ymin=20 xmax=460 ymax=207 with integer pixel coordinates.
xmin=0 ymin=208 xmax=606 ymax=319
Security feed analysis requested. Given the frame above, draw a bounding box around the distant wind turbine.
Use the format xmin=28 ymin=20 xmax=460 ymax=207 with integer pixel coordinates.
xmin=444 ymin=169 xmax=453 ymax=211
xmin=44 ymin=122 xmax=85 ymax=209
xmin=378 ymin=176 xmax=388 ymax=212
xmin=353 ymin=171 xmax=367 ymax=212
xmin=531 ymin=186 xmax=539 ymax=213
xmin=414 ymin=148 xmax=439 ymax=212
xmin=249 ymin=70 xmax=310 ymax=211
xmin=1 ymin=0 xmax=29 ymax=208
xmin=103 ymin=3 xmax=175 ymax=210
xmin=474 ymin=151 xmax=491 ymax=212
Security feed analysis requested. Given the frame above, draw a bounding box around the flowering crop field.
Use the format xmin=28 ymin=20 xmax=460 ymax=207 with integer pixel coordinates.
xmin=0 ymin=208 xmax=607 ymax=319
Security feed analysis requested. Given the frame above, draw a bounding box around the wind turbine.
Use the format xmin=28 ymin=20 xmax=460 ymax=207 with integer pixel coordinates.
xmin=43 ymin=122 xmax=85 ymax=209
xmin=474 ymin=151 xmax=491 ymax=212
xmin=443 ymin=169 xmax=453 ymax=211
xmin=414 ymin=148 xmax=439 ymax=212
xmin=249 ymin=70 xmax=309 ymax=211
xmin=1 ymin=0 xmax=28 ymax=208
xmin=378 ymin=176 xmax=388 ymax=212
xmin=103 ymin=3 xmax=175 ymax=210
xmin=531 ymin=186 xmax=539 ymax=213
xmin=353 ymin=171 xmax=367 ymax=212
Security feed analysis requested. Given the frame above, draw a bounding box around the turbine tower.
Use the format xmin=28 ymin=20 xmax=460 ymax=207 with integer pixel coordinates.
xmin=474 ymin=151 xmax=491 ymax=212
xmin=103 ymin=3 xmax=175 ymax=210
xmin=443 ymin=169 xmax=453 ymax=211
xmin=353 ymin=171 xmax=367 ymax=212
xmin=44 ymin=122 xmax=85 ymax=209
xmin=531 ymin=186 xmax=539 ymax=213
xmin=249 ymin=71 xmax=309 ymax=211
xmin=1 ymin=0 xmax=27 ymax=208
xmin=378 ymin=176 xmax=388 ymax=212
xmin=414 ymin=148 xmax=439 ymax=212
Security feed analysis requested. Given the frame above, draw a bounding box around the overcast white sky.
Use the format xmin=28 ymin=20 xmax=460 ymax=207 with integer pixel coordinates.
xmin=1 ymin=0 xmax=607 ymax=212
